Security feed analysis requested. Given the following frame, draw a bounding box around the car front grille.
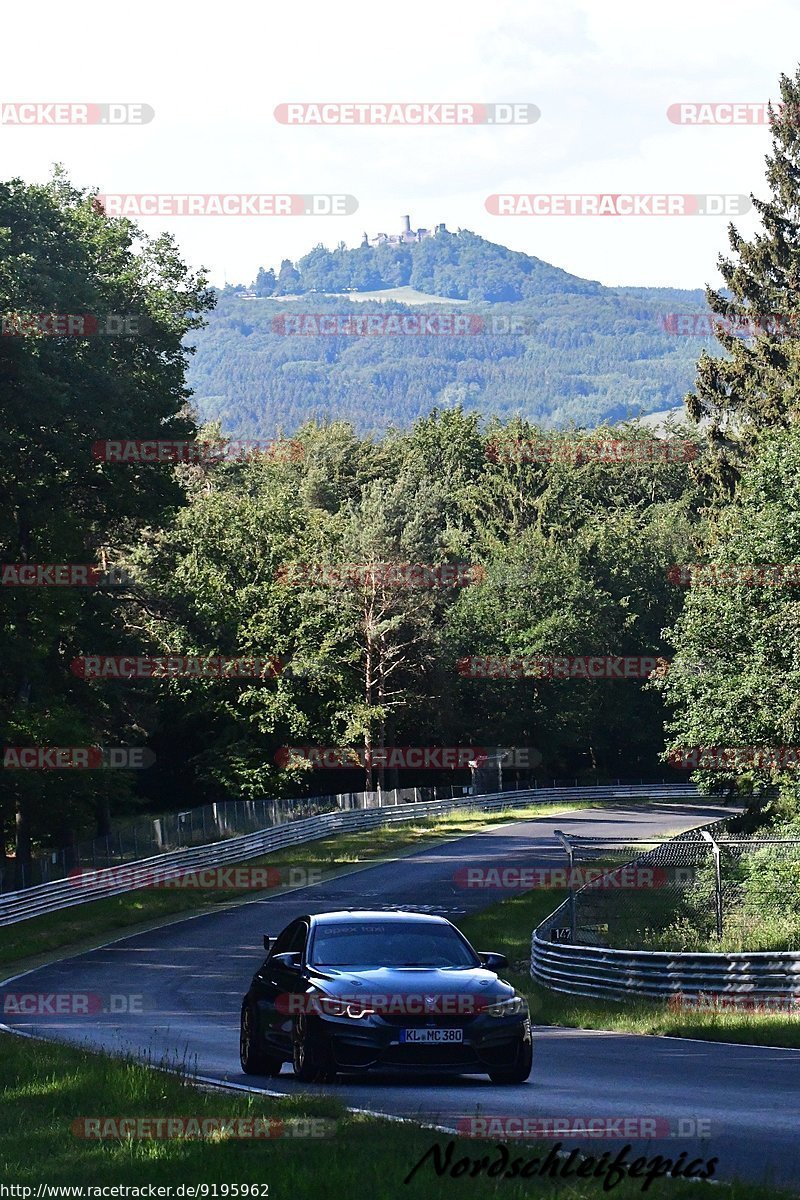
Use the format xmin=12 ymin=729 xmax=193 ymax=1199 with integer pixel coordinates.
xmin=380 ymin=1043 xmax=479 ymax=1067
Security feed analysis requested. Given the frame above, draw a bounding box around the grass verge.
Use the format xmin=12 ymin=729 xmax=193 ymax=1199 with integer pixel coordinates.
xmin=0 ymin=1031 xmax=788 ymax=1196
xmin=457 ymin=891 xmax=800 ymax=1049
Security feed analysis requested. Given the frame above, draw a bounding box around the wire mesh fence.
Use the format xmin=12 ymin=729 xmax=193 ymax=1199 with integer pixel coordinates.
xmin=556 ymin=813 xmax=800 ymax=953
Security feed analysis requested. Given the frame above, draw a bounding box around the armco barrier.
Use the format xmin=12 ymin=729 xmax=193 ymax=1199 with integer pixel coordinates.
xmin=531 ymin=935 xmax=800 ymax=1000
xmin=531 ymin=814 xmax=800 ymax=1000
xmin=0 ymin=783 xmax=696 ymax=927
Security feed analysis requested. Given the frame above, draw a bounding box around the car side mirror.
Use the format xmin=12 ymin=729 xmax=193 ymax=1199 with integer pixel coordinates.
xmin=479 ymin=951 xmax=509 ymax=970
xmin=271 ymin=951 xmax=302 ymax=971
xmin=263 ymin=935 xmax=274 ymax=952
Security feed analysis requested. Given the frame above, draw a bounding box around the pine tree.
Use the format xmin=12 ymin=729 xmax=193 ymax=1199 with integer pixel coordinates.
xmin=687 ymin=67 xmax=800 ymax=496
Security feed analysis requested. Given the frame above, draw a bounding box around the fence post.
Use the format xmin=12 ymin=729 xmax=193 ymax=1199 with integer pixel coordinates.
xmin=701 ymin=831 xmax=723 ymax=938
xmin=554 ymin=830 xmax=576 ymax=940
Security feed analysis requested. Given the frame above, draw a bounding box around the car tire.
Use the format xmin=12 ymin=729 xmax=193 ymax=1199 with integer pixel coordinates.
xmin=292 ymin=1013 xmax=337 ymax=1083
xmin=488 ymin=1037 xmax=533 ymax=1084
xmin=240 ymin=1002 xmax=284 ymax=1076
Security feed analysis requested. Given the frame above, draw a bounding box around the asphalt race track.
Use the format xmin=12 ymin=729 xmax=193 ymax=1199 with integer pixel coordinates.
xmin=4 ymin=801 xmax=799 ymax=1189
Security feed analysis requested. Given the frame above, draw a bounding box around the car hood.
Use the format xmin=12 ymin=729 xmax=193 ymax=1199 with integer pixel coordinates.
xmin=308 ymin=965 xmax=515 ymax=1004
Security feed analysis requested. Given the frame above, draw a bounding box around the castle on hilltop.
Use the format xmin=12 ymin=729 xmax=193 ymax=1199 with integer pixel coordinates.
xmin=362 ymin=215 xmax=446 ymax=248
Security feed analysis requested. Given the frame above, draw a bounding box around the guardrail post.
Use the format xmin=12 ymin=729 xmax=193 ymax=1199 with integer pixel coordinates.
xmin=701 ymin=831 xmax=724 ymax=938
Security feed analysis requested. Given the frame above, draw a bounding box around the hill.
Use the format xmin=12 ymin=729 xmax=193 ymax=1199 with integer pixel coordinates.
xmin=185 ymin=228 xmax=717 ymax=437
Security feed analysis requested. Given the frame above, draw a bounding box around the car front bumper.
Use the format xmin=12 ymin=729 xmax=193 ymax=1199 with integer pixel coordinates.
xmin=313 ymin=1012 xmax=532 ymax=1074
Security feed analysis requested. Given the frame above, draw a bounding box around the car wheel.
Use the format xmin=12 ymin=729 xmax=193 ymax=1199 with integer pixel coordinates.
xmin=292 ymin=1013 xmax=337 ymax=1083
xmin=240 ymin=1002 xmax=284 ymax=1075
xmin=488 ymin=1037 xmax=533 ymax=1084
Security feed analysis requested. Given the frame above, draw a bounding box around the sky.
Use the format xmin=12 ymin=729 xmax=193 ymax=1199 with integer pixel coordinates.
xmin=2 ymin=0 xmax=798 ymax=290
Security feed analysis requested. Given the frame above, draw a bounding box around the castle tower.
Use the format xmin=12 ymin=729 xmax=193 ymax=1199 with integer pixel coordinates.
xmin=401 ymin=214 xmax=411 ymax=234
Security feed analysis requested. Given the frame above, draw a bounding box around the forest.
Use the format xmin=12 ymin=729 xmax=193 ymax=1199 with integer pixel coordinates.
xmin=5 ymin=71 xmax=800 ymax=883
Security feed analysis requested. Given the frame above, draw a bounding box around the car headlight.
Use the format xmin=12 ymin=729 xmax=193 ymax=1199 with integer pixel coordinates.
xmin=316 ymin=995 xmax=375 ymax=1019
xmin=484 ymin=994 xmax=528 ymax=1018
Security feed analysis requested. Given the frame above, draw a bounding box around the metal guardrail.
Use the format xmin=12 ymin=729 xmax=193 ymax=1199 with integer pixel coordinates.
xmin=531 ymin=930 xmax=800 ymax=1000
xmin=0 ymin=783 xmax=697 ymax=928
xmin=531 ymin=813 xmax=800 ymax=999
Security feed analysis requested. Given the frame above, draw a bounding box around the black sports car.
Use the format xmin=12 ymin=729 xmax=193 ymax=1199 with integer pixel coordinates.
xmin=240 ymin=910 xmax=532 ymax=1083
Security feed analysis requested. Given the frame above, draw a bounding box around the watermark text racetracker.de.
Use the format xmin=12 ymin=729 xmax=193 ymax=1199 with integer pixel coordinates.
xmin=452 ymin=865 xmax=695 ymax=890
xmin=275 ymin=990 xmax=515 ymax=1016
xmin=92 ymin=439 xmax=304 ymax=463
xmin=669 ymin=992 xmax=800 ymax=1013
xmin=455 ymin=1116 xmax=714 ymax=1140
xmin=668 ymin=746 xmax=800 ymax=770
xmin=487 ymin=437 xmax=697 ymax=464
xmin=274 ymin=102 xmax=539 ymax=125
xmin=0 ymin=102 xmax=154 ymax=125
xmin=70 ymin=656 xmax=282 ymax=680
xmin=0 ymin=564 xmax=131 ymax=587
xmin=2 ymin=991 xmax=145 ymax=1016
xmin=275 ymin=746 xmax=541 ymax=770
xmin=666 ymin=101 xmax=799 ymax=124
xmin=3 ymin=746 xmax=154 ymax=769
xmin=71 ymin=1116 xmax=335 ymax=1140
xmin=1 ymin=313 xmax=148 ymax=337
xmin=96 ymin=194 xmax=358 ymax=217
xmin=457 ymin=655 xmax=664 ymax=681
xmin=668 ymin=563 xmax=800 ymax=587
xmin=67 ymin=865 xmax=322 ymax=891
xmin=270 ymin=313 xmax=537 ymax=336
xmin=485 ymin=193 xmax=751 ymax=217
xmin=660 ymin=313 xmax=800 ymax=337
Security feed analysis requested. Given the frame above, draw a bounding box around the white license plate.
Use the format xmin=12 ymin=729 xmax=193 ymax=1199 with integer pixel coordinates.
xmin=399 ymin=1028 xmax=463 ymax=1043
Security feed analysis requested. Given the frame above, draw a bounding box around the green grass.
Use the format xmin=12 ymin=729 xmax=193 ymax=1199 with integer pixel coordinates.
xmin=457 ymin=891 xmax=800 ymax=1048
xmin=0 ymin=1032 xmax=788 ymax=1196
xmin=0 ymin=801 xmax=598 ymax=976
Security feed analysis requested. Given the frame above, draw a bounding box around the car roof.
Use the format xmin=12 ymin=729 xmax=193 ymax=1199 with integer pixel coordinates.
xmin=307 ymin=910 xmax=451 ymax=926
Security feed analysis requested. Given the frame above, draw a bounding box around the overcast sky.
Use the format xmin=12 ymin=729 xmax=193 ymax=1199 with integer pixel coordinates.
xmin=3 ymin=0 xmax=798 ymax=290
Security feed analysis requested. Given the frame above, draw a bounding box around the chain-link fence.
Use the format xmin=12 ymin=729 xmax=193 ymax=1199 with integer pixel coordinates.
xmin=555 ymin=815 xmax=800 ymax=953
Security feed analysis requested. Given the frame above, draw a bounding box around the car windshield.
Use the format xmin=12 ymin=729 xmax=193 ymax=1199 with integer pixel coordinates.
xmin=309 ymin=921 xmax=479 ymax=968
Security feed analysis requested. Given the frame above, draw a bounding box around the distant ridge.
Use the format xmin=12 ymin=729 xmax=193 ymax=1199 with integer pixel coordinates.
xmin=191 ymin=229 xmax=715 ymax=439
xmin=244 ymin=227 xmax=607 ymax=302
